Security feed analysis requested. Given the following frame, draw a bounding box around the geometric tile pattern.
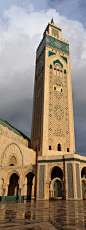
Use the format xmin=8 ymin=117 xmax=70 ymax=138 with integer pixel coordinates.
xmin=39 ymin=165 xmax=45 ymax=199
xmin=67 ymin=163 xmax=74 ymax=198
xmin=46 ymin=35 xmax=69 ymax=54
xmin=76 ymin=164 xmax=81 ymax=198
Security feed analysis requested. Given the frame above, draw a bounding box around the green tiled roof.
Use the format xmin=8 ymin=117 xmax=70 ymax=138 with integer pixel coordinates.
xmin=0 ymin=118 xmax=31 ymax=142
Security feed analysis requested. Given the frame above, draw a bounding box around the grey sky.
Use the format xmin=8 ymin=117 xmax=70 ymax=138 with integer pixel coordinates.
xmin=0 ymin=1 xmax=86 ymax=154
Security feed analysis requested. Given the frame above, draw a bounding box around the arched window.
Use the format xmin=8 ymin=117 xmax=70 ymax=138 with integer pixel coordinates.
xmin=57 ymin=144 xmax=61 ymax=151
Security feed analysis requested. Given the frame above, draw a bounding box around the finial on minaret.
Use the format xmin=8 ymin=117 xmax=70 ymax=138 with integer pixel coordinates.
xmin=51 ymin=18 xmax=54 ymax=24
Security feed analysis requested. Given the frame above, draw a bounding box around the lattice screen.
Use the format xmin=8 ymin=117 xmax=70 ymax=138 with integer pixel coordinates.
xmin=67 ymin=163 xmax=74 ymax=198
xmin=39 ymin=165 xmax=45 ymax=199
xmin=76 ymin=164 xmax=81 ymax=198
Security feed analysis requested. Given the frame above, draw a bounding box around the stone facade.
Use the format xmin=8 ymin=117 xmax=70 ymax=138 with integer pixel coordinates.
xmin=0 ymin=19 xmax=86 ymax=202
xmin=0 ymin=119 xmax=36 ymax=201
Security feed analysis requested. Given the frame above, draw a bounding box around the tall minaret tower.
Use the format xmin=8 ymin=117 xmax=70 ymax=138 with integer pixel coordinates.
xmin=31 ymin=19 xmax=75 ymax=156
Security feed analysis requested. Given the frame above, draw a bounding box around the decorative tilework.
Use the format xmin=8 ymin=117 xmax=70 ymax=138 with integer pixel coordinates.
xmin=76 ymin=164 xmax=81 ymax=198
xmin=48 ymin=51 xmax=56 ymax=57
xmin=50 ymin=64 xmax=52 ymax=69
xmin=52 ymin=28 xmax=58 ymax=38
xmin=54 ymin=104 xmax=64 ymax=120
xmin=67 ymin=163 xmax=74 ymax=198
xmin=50 ymin=24 xmax=61 ymax=31
xmin=39 ymin=165 xmax=44 ymax=199
xmin=36 ymin=34 xmax=69 ymax=61
xmin=60 ymin=55 xmax=67 ymax=63
xmin=64 ymin=69 xmax=66 ymax=74
xmin=53 ymin=59 xmax=63 ymax=68
xmin=54 ymin=127 xmax=64 ymax=136
xmin=46 ymin=35 xmax=69 ymax=54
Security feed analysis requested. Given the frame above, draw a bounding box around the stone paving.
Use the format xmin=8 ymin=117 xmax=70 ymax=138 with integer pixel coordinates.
xmin=0 ymin=200 xmax=86 ymax=229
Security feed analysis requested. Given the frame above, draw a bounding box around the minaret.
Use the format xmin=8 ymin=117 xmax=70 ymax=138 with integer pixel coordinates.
xmin=31 ymin=19 xmax=75 ymax=156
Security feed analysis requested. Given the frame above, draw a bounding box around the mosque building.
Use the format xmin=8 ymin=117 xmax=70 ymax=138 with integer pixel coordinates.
xmin=0 ymin=19 xmax=86 ymax=201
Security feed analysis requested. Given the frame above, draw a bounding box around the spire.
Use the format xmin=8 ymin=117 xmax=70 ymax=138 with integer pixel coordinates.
xmin=51 ymin=18 xmax=54 ymax=24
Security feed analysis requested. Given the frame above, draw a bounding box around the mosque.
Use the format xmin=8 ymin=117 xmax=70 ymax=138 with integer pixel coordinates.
xmin=0 ymin=19 xmax=86 ymax=202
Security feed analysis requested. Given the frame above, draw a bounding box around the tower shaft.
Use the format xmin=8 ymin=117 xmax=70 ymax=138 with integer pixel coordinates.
xmin=31 ymin=20 xmax=75 ymax=156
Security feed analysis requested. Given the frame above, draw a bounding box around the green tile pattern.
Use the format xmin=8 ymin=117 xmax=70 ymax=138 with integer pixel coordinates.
xmin=50 ymin=24 xmax=61 ymax=31
xmin=46 ymin=35 xmax=69 ymax=54
xmin=36 ymin=34 xmax=69 ymax=61
xmin=48 ymin=51 xmax=56 ymax=57
xmin=0 ymin=118 xmax=30 ymax=141
xmin=50 ymin=64 xmax=52 ymax=69
xmin=54 ymin=104 xmax=64 ymax=120
xmin=54 ymin=127 xmax=64 ymax=136
xmin=53 ymin=59 xmax=63 ymax=68
xmin=60 ymin=55 xmax=67 ymax=63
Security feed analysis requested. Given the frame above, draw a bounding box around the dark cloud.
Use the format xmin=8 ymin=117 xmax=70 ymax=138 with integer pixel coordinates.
xmin=47 ymin=0 xmax=86 ymax=28
xmin=0 ymin=5 xmax=86 ymax=155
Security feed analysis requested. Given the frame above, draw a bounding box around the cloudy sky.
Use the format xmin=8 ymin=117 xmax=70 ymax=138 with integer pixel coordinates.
xmin=0 ymin=0 xmax=86 ymax=154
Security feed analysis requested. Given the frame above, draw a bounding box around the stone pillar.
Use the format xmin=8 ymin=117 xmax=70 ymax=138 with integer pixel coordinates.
xmin=0 ymin=179 xmax=3 ymax=197
xmin=45 ymin=180 xmax=50 ymax=200
xmin=31 ymin=176 xmax=35 ymax=199
xmin=5 ymin=183 xmax=9 ymax=196
xmin=23 ymin=177 xmax=27 ymax=201
xmin=80 ymin=166 xmax=82 ymax=199
xmin=73 ymin=161 xmax=77 ymax=199
xmin=36 ymin=165 xmax=39 ymax=200
xmin=2 ymin=188 xmax=5 ymax=201
xmin=50 ymin=189 xmax=53 ymax=198
xmin=45 ymin=164 xmax=50 ymax=200
xmin=19 ymin=188 xmax=22 ymax=201
xmin=64 ymin=161 xmax=68 ymax=200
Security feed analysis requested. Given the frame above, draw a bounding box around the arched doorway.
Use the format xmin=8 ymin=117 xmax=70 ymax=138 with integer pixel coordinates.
xmin=82 ymin=181 xmax=85 ymax=198
xmin=54 ymin=180 xmax=62 ymax=197
xmin=50 ymin=166 xmax=63 ymax=199
xmin=51 ymin=166 xmax=63 ymax=180
xmin=8 ymin=173 xmax=19 ymax=198
xmin=81 ymin=167 xmax=86 ymax=179
xmin=81 ymin=167 xmax=86 ymax=199
xmin=26 ymin=172 xmax=35 ymax=200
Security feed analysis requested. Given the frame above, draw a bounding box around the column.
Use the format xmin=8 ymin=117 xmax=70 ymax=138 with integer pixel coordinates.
xmin=0 ymin=179 xmax=3 ymax=198
xmin=2 ymin=188 xmax=5 ymax=201
xmin=31 ymin=176 xmax=35 ymax=200
xmin=23 ymin=177 xmax=27 ymax=202
xmin=19 ymin=188 xmax=22 ymax=201
xmin=73 ymin=161 xmax=77 ymax=199
xmin=64 ymin=161 xmax=68 ymax=200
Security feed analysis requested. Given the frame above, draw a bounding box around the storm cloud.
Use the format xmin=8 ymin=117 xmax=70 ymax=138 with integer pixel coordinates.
xmin=0 ymin=3 xmax=86 ymax=154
